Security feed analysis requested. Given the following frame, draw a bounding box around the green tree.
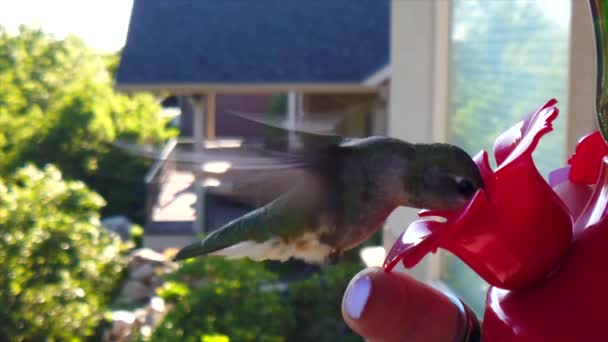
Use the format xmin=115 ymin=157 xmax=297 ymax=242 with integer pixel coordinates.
xmin=0 ymin=164 xmax=126 ymax=340
xmin=0 ymin=26 xmax=176 ymax=222
xmin=448 ymin=0 xmax=569 ymax=175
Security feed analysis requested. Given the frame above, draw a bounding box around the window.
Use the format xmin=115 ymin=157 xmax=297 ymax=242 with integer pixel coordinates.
xmin=442 ymin=0 xmax=572 ymax=315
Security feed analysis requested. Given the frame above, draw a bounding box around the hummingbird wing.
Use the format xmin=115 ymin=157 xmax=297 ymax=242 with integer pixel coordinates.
xmin=116 ymin=108 xmax=366 ymax=263
xmin=223 ymin=109 xmax=346 ymax=152
xmin=112 ymin=138 xmax=310 ymax=170
xmin=225 ymin=110 xmax=339 ymax=135
xmin=112 ymin=137 xmax=321 ymax=205
xmin=224 ymin=99 xmax=372 ymax=138
xmin=114 ymin=103 xmax=357 ymax=206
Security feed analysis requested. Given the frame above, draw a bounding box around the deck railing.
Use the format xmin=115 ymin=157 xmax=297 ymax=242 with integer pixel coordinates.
xmin=144 ymin=138 xmax=179 ymax=223
xmin=143 ymin=137 xmax=244 ymax=223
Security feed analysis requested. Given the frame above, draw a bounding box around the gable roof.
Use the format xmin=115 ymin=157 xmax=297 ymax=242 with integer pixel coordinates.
xmin=116 ymin=0 xmax=389 ymax=93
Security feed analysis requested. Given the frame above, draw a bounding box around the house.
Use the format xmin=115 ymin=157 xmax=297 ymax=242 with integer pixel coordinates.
xmin=115 ymin=0 xmax=390 ymax=248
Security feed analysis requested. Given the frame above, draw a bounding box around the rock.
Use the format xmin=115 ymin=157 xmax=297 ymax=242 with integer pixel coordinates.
xmin=128 ymin=248 xmax=166 ymax=269
xmin=101 ymin=216 xmax=134 ymax=241
xmin=106 ymin=247 xmax=177 ymax=340
xmin=134 ymin=308 xmax=148 ymax=324
xmin=121 ymin=280 xmax=154 ymax=301
xmin=106 ymin=310 xmax=136 ymax=341
xmin=147 ymin=275 xmax=164 ymax=288
xmin=140 ymin=325 xmax=153 ymax=338
xmin=130 ymin=263 xmax=155 ymax=282
xmin=150 ymin=296 xmax=166 ymax=312
xmin=162 ymin=262 xmax=179 ymax=274
xmin=144 ymin=297 xmax=168 ymax=330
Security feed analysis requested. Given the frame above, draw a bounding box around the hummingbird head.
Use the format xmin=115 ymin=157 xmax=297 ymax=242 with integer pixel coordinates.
xmin=409 ymin=143 xmax=483 ymax=210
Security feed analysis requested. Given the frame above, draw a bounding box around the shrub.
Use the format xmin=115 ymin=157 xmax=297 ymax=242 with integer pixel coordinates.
xmin=151 ymin=253 xmax=364 ymax=342
xmin=287 ymin=262 xmax=363 ymax=342
xmin=152 ymin=257 xmax=294 ymax=342
xmin=0 ymin=164 xmax=127 ymax=340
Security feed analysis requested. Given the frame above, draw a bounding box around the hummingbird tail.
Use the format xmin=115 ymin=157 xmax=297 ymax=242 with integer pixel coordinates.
xmin=172 ymin=194 xmax=334 ymax=263
xmin=173 ymin=242 xmax=208 ymax=261
xmin=174 ymin=233 xmax=333 ymax=264
xmin=173 ymin=215 xmax=256 ymax=261
xmin=173 ymin=237 xmax=293 ymax=262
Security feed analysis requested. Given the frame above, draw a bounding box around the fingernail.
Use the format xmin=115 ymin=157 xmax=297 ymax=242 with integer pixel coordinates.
xmin=344 ymin=275 xmax=372 ymax=320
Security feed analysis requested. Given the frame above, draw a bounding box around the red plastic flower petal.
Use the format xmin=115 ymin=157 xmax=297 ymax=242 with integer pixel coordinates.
xmin=482 ymin=156 xmax=608 ymax=342
xmin=568 ymin=131 xmax=608 ymax=184
xmin=384 ymin=100 xmax=573 ymax=290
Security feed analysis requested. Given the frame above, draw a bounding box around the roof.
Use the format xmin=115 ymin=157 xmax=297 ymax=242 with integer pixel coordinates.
xmin=116 ymin=0 xmax=389 ymax=93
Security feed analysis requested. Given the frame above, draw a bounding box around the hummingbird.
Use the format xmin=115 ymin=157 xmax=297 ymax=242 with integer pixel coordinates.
xmin=117 ymin=109 xmax=483 ymax=264
xmin=166 ymin=109 xmax=483 ymax=264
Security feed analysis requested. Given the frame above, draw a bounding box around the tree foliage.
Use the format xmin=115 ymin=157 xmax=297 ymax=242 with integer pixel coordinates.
xmin=448 ymin=0 xmax=569 ymax=176
xmin=0 ymin=26 xmax=176 ymax=221
xmin=0 ymin=164 xmax=127 ymax=341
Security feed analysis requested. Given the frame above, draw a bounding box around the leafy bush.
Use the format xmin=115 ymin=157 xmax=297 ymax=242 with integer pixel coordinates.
xmin=130 ymin=224 xmax=145 ymax=248
xmin=287 ymin=262 xmax=363 ymax=342
xmin=152 ymin=257 xmax=294 ymax=342
xmin=0 ymin=164 xmax=127 ymax=340
xmin=0 ymin=26 xmax=177 ymax=222
xmin=151 ymin=255 xmax=364 ymax=342
xmin=201 ymin=334 xmax=231 ymax=342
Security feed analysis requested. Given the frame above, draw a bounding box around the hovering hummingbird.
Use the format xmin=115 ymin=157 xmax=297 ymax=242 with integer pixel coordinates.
xmin=119 ymin=109 xmax=483 ymax=264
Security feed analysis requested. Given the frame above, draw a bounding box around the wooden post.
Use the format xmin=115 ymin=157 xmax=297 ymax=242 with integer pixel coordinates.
xmin=206 ymin=92 xmax=216 ymax=140
xmin=287 ymin=91 xmax=302 ymax=148
xmin=386 ymin=0 xmax=444 ymax=281
xmin=189 ymin=95 xmax=207 ymax=235
xmin=568 ymin=0 xmax=598 ymax=155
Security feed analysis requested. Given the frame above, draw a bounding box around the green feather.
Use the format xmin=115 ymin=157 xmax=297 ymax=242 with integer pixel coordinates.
xmin=174 ymin=192 xmax=314 ymax=261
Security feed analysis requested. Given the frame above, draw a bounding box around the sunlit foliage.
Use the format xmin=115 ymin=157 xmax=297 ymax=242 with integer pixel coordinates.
xmin=0 ymin=26 xmax=177 ymax=221
xmin=150 ymin=256 xmax=363 ymax=342
xmin=153 ymin=257 xmax=294 ymax=342
xmin=0 ymin=164 xmax=127 ymax=340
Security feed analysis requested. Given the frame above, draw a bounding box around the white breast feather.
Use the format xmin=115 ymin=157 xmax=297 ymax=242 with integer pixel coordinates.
xmin=210 ymin=232 xmax=334 ymax=264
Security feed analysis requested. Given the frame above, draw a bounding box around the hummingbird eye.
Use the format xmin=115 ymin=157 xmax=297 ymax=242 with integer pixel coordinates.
xmin=455 ymin=177 xmax=477 ymax=198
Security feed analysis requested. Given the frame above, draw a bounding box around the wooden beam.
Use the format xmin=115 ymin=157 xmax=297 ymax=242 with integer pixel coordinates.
xmin=431 ymin=0 xmax=451 ymax=144
xmin=567 ymin=0 xmax=598 ymax=156
xmin=206 ymin=92 xmax=216 ymax=139
xmin=189 ymin=95 xmax=207 ymax=235
xmin=287 ymin=91 xmax=297 ymax=129
xmin=385 ymin=0 xmax=442 ymax=281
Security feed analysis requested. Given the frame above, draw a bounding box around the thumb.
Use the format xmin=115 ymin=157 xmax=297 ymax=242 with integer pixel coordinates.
xmin=342 ymin=267 xmax=469 ymax=342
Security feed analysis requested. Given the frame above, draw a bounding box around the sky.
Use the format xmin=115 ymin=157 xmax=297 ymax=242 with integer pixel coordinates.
xmin=0 ymin=0 xmax=134 ymax=52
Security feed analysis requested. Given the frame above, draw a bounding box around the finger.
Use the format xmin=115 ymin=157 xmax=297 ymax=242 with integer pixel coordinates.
xmin=342 ymin=267 xmax=462 ymax=342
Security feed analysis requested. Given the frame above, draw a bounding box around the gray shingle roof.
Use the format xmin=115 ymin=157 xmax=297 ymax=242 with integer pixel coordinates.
xmin=116 ymin=0 xmax=389 ymax=90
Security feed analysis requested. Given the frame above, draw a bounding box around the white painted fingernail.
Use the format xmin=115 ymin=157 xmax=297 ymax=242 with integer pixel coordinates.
xmin=344 ymin=275 xmax=372 ymax=320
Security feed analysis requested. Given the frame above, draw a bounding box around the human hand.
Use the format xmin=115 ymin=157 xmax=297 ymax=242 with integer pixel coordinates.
xmin=342 ymin=267 xmax=479 ymax=342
